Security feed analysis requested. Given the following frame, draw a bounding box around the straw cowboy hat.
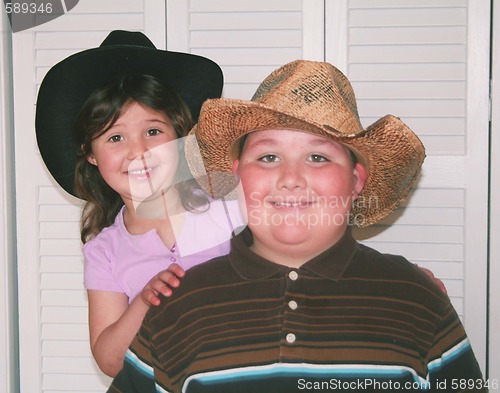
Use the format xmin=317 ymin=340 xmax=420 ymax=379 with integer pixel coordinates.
xmin=36 ymin=30 xmax=223 ymax=197
xmin=187 ymin=60 xmax=425 ymax=227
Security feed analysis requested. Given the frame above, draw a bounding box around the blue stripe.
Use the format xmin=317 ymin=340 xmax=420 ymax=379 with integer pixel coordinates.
xmin=124 ymin=349 xmax=154 ymax=379
xmin=186 ymin=363 xmax=430 ymax=388
xmin=124 ymin=350 xmax=171 ymax=393
xmin=428 ymin=338 xmax=471 ymax=372
xmin=126 ymin=340 xmax=471 ymax=392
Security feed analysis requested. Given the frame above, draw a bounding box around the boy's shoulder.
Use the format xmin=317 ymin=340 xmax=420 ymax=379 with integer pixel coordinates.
xmin=164 ymin=254 xmax=236 ymax=299
xmin=353 ymin=242 xmax=445 ymax=296
xmin=185 ymin=254 xmax=234 ymax=282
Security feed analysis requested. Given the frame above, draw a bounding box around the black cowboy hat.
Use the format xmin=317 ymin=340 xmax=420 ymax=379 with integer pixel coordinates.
xmin=35 ymin=30 xmax=223 ymax=197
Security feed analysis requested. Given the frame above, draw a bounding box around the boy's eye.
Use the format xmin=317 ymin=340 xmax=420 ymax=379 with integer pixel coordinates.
xmin=309 ymin=154 xmax=329 ymax=162
xmin=108 ymin=135 xmax=124 ymax=143
xmin=259 ymin=154 xmax=280 ymax=163
xmin=146 ymin=128 xmax=162 ymax=137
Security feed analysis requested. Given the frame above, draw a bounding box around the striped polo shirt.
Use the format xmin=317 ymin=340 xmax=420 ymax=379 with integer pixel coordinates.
xmin=108 ymin=228 xmax=485 ymax=393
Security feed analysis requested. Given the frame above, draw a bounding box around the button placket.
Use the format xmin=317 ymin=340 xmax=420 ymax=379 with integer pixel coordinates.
xmin=169 ymin=243 xmax=177 ymax=263
xmin=284 ymin=269 xmax=299 ymax=345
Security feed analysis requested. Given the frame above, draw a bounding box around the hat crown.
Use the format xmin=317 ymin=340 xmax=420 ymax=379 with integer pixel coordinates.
xmin=99 ymin=30 xmax=156 ymax=49
xmin=251 ymin=60 xmax=363 ymax=135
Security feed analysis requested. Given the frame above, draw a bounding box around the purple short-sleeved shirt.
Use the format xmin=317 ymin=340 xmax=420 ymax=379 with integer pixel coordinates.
xmin=83 ymin=199 xmax=245 ymax=302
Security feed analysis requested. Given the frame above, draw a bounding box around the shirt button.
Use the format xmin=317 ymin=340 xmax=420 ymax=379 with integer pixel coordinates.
xmin=288 ymin=271 xmax=298 ymax=281
xmin=288 ymin=300 xmax=298 ymax=310
xmin=286 ymin=333 xmax=296 ymax=343
xmin=170 ymin=256 xmax=177 ymax=262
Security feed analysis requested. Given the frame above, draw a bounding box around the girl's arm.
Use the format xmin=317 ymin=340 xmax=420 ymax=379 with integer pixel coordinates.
xmin=88 ymin=264 xmax=185 ymax=377
xmin=88 ymin=290 xmax=148 ymax=378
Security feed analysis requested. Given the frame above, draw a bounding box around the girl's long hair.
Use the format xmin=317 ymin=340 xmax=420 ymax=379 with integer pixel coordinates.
xmin=74 ymin=74 xmax=207 ymax=243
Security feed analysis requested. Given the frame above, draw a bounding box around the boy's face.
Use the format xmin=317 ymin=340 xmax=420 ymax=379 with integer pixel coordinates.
xmin=232 ymin=129 xmax=366 ymax=267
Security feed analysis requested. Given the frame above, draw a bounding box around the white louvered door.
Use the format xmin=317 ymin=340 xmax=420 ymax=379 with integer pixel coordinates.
xmin=167 ymin=0 xmax=323 ymax=99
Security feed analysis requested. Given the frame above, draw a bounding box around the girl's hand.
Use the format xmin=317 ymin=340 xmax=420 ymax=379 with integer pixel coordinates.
xmin=417 ymin=266 xmax=448 ymax=294
xmin=141 ymin=263 xmax=186 ymax=306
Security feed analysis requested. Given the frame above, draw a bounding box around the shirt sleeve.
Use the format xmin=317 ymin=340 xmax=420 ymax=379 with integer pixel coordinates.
xmin=83 ymin=239 xmax=123 ymax=293
xmin=426 ymin=300 xmax=487 ymax=392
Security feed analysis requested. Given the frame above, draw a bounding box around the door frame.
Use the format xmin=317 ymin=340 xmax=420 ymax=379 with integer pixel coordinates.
xmin=0 ymin=10 xmax=19 ymax=393
xmin=488 ymin=0 xmax=499 ymax=379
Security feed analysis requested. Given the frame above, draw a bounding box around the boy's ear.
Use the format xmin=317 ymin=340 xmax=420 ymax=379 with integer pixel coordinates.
xmin=352 ymin=163 xmax=367 ymax=199
xmin=231 ymin=159 xmax=240 ymax=174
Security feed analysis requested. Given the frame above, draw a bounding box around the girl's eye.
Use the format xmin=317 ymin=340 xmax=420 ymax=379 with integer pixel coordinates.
xmin=146 ymin=128 xmax=162 ymax=137
xmin=309 ymin=154 xmax=329 ymax=162
xmin=259 ymin=154 xmax=279 ymax=163
xmin=108 ymin=135 xmax=124 ymax=143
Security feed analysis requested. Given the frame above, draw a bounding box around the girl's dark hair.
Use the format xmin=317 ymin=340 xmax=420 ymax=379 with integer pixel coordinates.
xmin=74 ymin=74 xmax=207 ymax=243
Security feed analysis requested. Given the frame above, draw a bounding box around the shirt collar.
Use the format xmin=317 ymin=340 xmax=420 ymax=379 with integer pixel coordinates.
xmin=229 ymin=227 xmax=358 ymax=281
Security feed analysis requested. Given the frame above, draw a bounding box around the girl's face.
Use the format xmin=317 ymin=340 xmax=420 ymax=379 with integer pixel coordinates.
xmin=232 ymin=129 xmax=366 ymax=267
xmin=88 ymin=101 xmax=179 ymax=206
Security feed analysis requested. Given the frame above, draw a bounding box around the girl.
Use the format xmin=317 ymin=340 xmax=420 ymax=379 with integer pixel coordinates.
xmin=35 ymin=31 xmax=244 ymax=377
xmin=76 ymin=74 xmax=238 ymax=377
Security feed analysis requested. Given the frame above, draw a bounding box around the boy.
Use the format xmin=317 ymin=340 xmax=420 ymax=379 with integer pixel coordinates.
xmin=107 ymin=60 xmax=485 ymax=392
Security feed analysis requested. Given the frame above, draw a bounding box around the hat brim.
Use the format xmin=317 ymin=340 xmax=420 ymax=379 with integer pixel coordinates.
xmin=36 ymin=45 xmax=223 ymax=196
xmin=186 ymin=98 xmax=425 ymax=227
